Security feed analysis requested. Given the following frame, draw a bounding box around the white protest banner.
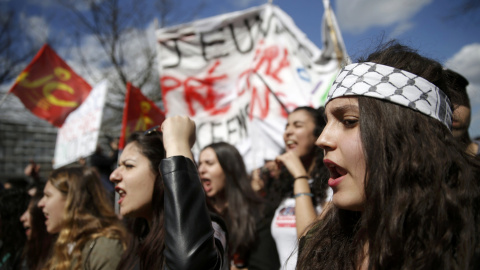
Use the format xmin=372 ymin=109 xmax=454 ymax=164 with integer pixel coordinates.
xmin=53 ymin=80 xmax=108 ymax=169
xmin=156 ymin=2 xmax=348 ymax=171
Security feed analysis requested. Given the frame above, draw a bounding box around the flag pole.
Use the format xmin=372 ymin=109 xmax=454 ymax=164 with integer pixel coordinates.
xmin=254 ymin=71 xmax=290 ymax=114
xmin=323 ymin=0 xmax=345 ymax=67
xmin=0 ymin=92 xmax=10 ymax=109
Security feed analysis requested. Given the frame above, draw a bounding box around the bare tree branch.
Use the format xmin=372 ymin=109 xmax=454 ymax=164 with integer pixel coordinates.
xmin=443 ymin=0 xmax=480 ymax=21
xmin=52 ymin=0 xmax=206 ymax=136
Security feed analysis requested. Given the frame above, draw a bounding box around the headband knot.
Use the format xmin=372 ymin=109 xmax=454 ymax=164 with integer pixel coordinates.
xmin=326 ymin=62 xmax=452 ymax=130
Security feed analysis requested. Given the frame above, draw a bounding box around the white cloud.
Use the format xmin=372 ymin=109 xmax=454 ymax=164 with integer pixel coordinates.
xmin=389 ymin=21 xmax=414 ymax=38
xmin=29 ymin=0 xmax=90 ymax=10
xmin=62 ymin=22 xmax=155 ymax=82
xmin=445 ymin=43 xmax=480 ymax=86
xmin=57 ymin=19 xmax=162 ymax=108
xmin=335 ymin=0 xmax=432 ymax=33
xmin=19 ymin=13 xmax=49 ymax=45
xmin=231 ymin=0 xmax=263 ymax=9
xmin=445 ymin=43 xmax=480 ymax=137
xmin=60 ymin=34 xmax=109 ymax=84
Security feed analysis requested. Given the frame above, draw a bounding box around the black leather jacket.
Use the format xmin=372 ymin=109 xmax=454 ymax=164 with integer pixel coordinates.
xmin=161 ymin=156 xmax=228 ymax=270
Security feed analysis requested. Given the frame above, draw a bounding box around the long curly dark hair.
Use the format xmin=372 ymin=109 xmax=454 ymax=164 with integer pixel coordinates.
xmin=297 ymin=41 xmax=480 ymax=269
xmin=266 ymin=106 xmax=330 ymax=208
xmin=117 ymin=131 xmax=166 ymax=270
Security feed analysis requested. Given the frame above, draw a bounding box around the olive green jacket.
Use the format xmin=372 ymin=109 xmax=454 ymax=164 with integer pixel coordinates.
xmin=71 ymin=237 xmax=123 ymax=270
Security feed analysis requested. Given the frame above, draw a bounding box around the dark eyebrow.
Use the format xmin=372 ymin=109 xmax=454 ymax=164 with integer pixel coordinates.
xmin=330 ymin=104 xmax=359 ymax=115
xmin=292 ymin=120 xmax=305 ymax=125
xmin=118 ymin=159 xmax=135 ymax=166
xmin=201 ymin=158 xmax=215 ymax=163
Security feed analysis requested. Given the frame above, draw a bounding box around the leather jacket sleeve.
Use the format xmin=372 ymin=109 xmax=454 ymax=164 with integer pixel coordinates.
xmin=160 ymin=156 xmax=227 ymax=270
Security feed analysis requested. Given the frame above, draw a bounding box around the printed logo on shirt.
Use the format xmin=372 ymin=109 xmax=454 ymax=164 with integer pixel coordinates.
xmin=274 ymin=206 xmax=296 ymax=227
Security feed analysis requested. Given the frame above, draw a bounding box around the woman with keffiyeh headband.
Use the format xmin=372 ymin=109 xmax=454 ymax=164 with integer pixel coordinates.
xmin=296 ymin=41 xmax=480 ymax=270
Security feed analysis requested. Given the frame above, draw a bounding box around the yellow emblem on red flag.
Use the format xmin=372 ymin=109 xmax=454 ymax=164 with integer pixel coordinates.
xmin=119 ymin=82 xmax=165 ymax=149
xmin=9 ymin=44 xmax=92 ymax=127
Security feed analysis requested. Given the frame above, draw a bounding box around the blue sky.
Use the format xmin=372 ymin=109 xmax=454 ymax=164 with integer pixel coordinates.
xmin=2 ymin=0 xmax=480 ymax=137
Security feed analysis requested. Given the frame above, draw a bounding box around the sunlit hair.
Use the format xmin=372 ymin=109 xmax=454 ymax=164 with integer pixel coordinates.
xmin=42 ymin=166 xmax=126 ymax=270
xmin=202 ymin=142 xmax=264 ymax=258
xmin=22 ymin=186 xmax=55 ymax=270
xmin=266 ymin=106 xmax=329 ymax=210
xmin=297 ymin=41 xmax=480 ymax=269
xmin=117 ymin=131 xmax=166 ymax=270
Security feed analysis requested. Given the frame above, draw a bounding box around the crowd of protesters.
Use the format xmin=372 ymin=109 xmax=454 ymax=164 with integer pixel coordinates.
xmin=1 ymin=40 xmax=479 ymax=270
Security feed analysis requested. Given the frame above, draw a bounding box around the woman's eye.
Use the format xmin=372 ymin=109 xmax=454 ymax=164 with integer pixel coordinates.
xmin=343 ymin=119 xmax=358 ymax=126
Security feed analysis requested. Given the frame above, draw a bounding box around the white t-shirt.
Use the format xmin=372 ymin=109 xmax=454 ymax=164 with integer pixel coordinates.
xmin=270 ymin=188 xmax=332 ymax=270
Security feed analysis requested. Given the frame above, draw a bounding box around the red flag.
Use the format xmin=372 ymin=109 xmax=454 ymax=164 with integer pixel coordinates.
xmin=8 ymin=44 xmax=92 ymax=127
xmin=119 ymin=82 xmax=165 ymax=149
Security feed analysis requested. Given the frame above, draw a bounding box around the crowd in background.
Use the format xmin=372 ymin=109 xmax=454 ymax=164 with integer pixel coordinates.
xmin=1 ymin=40 xmax=480 ymax=270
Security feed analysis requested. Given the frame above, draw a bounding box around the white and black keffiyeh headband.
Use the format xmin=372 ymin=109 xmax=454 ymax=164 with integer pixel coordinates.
xmin=326 ymin=62 xmax=452 ymax=130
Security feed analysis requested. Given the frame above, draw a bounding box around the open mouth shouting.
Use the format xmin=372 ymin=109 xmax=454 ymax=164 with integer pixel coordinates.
xmin=285 ymin=140 xmax=297 ymax=150
xmin=201 ymin=178 xmax=212 ymax=195
xmin=43 ymin=211 xmax=49 ymax=226
xmin=324 ymin=159 xmax=347 ymax=187
xmin=115 ymin=187 xmax=126 ymax=205
xmin=23 ymin=225 xmax=31 ymax=237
